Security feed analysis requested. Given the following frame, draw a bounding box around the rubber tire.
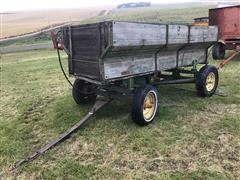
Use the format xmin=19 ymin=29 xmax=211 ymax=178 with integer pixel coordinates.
xmin=72 ymin=79 xmax=97 ymax=105
xmin=131 ymin=85 xmax=158 ymax=126
xmin=212 ymin=43 xmax=225 ymax=60
xmin=196 ymin=65 xmax=219 ymax=97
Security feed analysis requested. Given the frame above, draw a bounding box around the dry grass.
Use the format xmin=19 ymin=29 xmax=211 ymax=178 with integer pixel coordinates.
xmin=1 ymin=7 xmax=112 ymax=38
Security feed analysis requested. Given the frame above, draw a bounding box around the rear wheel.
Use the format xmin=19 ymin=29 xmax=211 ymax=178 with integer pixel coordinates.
xmin=131 ymin=85 xmax=158 ymax=126
xmin=196 ymin=65 xmax=219 ymax=97
xmin=212 ymin=42 xmax=225 ymax=60
xmin=72 ymin=79 xmax=97 ymax=105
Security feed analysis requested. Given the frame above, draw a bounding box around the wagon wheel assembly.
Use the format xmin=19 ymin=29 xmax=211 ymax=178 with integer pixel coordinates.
xmin=196 ymin=65 xmax=219 ymax=97
xmin=72 ymin=79 xmax=97 ymax=105
xmin=132 ymin=85 xmax=158 ymax=126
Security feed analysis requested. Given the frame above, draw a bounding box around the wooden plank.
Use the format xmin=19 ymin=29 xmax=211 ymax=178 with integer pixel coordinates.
xmin=168 ymin=25 xmax=188 ymax=44
xmin=178 ymin=48 xmax=206 ymax=66
xmin=104 ymin=54 xmax=155 ymax=79
xmin=157 ymin=47 xmax=207 ymax=71
xmin=190 ymin=26 xmax=218 ymax=43
xmin=112 ymin=22 xmax=166 ymax=47
xmin=157 ymin=51 xmax=178 ymax=70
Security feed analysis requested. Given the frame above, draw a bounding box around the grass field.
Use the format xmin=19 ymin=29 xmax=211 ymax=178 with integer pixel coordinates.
xmin=1 ymin=48 xmax=240 ymax=179
xmin=1 ymin=4 xmax=240 ymax=179
xmin=81 ymin=5 xmax=214 ymax=24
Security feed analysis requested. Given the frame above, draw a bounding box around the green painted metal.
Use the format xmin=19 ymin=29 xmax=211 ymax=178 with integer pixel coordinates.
xmin=192 ymin=59 xmax=198 ymax=75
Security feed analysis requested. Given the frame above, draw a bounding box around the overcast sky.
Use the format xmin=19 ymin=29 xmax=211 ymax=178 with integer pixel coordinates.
xmin=0 ymin=0 xmax=238 ymax=12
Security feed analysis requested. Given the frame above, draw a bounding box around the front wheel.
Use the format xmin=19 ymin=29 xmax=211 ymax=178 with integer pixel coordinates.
xmin=196 ymin=65 xmax=219 ymax=97
xmin=72 ymin=79 xmax=97 ymax=105
xmin=131 ymin=85 xmax=158 ymax=126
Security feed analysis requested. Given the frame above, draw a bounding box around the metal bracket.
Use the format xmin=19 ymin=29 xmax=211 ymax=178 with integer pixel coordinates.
xmin=192 ymin=59 xmax=198 ymax=74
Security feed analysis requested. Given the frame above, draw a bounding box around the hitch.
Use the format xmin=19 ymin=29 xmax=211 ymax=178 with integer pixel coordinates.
xmin=51 ymin=31 xmax=63 ymax=50
xmin=218 ymin=45 xmax=240 ymax=69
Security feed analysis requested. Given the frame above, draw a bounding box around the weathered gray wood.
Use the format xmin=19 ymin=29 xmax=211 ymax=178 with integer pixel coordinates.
xmin=168 ymin=25 xmax=188 ymax=44
xmin=103 ymin=22 xmax=217 ymax=80
xmin=157 ymin=47 xmax=207 ymax=71
xmin=104 ymin=54 xmax=155 ymax=79
xmin=178 ymin=48 xmax=206 ymax=66
xmin=63 ymin=21 xmax=218 ymax=82
xmin=104 ymin=46 xmax=207 ymax=79
xmin=190 ymin=26 xmax=218 ymax=43
xmin=157 ymin=51 xmax=178 ymax=70
xmin=112 ymin=22 xmax=218 ymax=47
xmin=112 ymin=22 xmax=167 ymax=47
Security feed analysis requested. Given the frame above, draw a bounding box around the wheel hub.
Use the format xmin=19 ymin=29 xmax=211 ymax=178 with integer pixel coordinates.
xmin=143 ymin=92 xmax=156 ymax=120
xmin=205 ymin=72 xmax=216 ymax=91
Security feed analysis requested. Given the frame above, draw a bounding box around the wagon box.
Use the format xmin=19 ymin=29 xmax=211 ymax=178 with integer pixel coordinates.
xmin=60 ymin=21 xmax=217 ymax=83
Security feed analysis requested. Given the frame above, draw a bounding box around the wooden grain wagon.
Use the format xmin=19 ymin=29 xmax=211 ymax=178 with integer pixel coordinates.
xmin=53 ymin=21 xmax=219 ymax=126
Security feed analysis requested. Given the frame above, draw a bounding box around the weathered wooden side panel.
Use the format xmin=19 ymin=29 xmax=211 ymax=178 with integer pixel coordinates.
xmin=112 ymin=22 xmax=166 ymax=47
xmin=190 ymin=26 xmax=218 ymax=43
xmin=103 ymin=54 xmax=155 ymax=80
xmin=178 ymin=47 xmax=206 ymax=66
xmin=103 ymin=47 xmax=207 ymax=80
xmin=157 ymin=51 xmax=178 ymax=70
xmin=168 ymin=25 xmax=188 ymax=44
xmin=156 ymin=47 xmax=206 ymax=71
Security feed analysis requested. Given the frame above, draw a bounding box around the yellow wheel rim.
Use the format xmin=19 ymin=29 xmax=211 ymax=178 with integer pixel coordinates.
xmin=143 ymin=92 xmax=156 ymax=120
xmin=205 ymin=72 xmax=216 ymax=91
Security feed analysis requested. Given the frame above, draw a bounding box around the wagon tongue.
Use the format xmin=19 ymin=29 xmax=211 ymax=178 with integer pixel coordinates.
xmin=218 ymin=45 xmax=240 ymax=69
xmin=12 ymin=99 xmax=111 ymax=170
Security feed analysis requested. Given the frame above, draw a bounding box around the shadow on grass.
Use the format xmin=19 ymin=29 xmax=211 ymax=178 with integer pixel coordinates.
xmin=46 ymin=84 xmax=208 ymax=131
xmin=36 ymin=84 xmax=208 ymax=154
xmin=26 ymin=83 xmax=227 ymax=158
